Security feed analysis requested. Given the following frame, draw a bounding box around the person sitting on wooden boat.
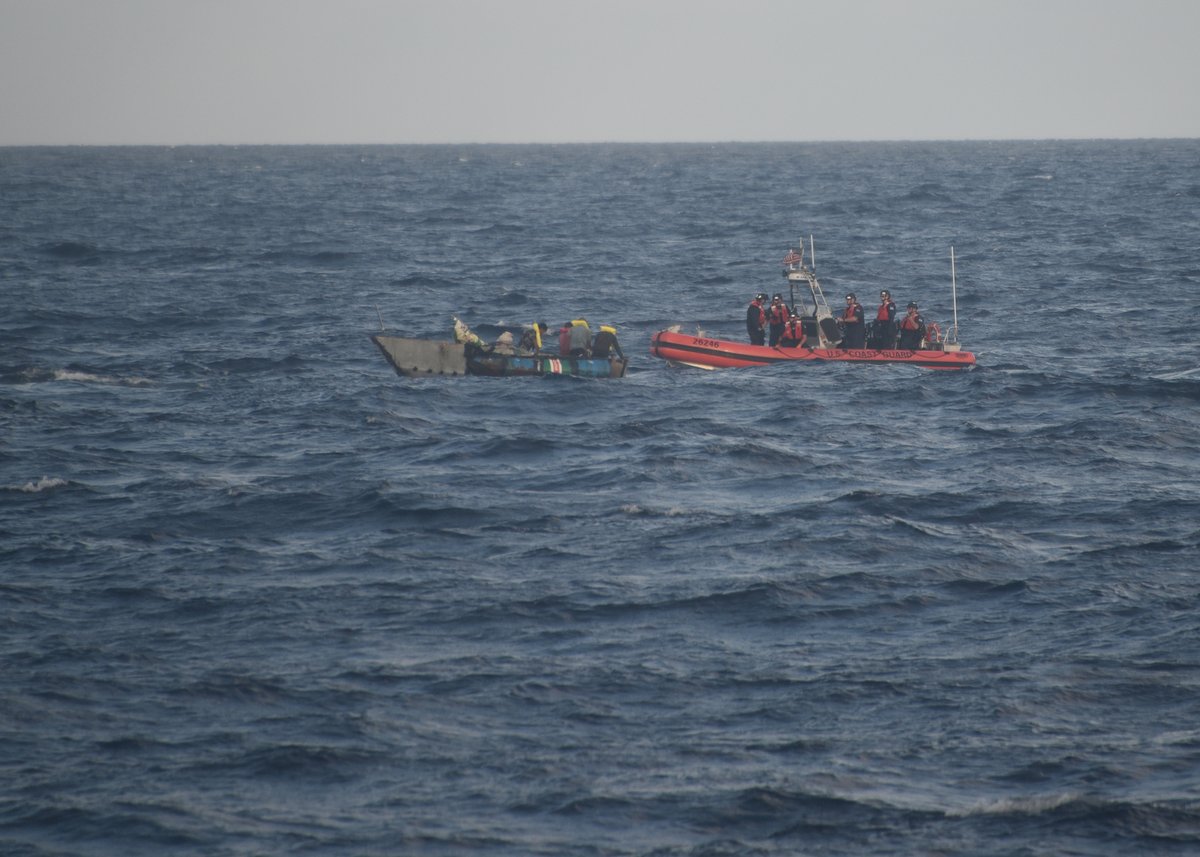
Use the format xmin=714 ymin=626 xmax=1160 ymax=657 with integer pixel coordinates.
xmin=746 ymin=293 xmax=768 ymax=346
xmin=898 ymin=302 xmax=926 ymax=350
xmin=567 ymin=318 xmax=592 ymax=357
xmin=838 ymin=293 xmax=866 ymax=349
xmin=778 ymin=311 xmax=807 ymax=348
xmin=869 ymin=289 xmax=897 ymax=349
xmin=519 ymin=321 xmax=548 ymax=354
xmin=557 ymin=322 xmax=573 ymax=355
xmin=492 ymin=331 xmax=517 ymax=355
xmin=591 ymin=324 xmax=625 ymax=360
xmin=766 ymin=293 xmax=789 ymax=346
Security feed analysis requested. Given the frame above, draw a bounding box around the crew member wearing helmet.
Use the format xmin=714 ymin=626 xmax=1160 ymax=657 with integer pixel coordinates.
xmin=898 ymin=302 xmax=926 ymax=350
xmin=766 ymin=293 xmax=789 ymax=347
xmin=778 ymin=310 xmax=807 ymax=348
xmin=839 ymin=293 xmax=866 ymax=349
xmin=591 ymin=324 xmax=624 ymax=360
xmin=870 ymin=289 xmax=897 ymax=349
xmin=746 ymin=293 xmax=768 ymax=346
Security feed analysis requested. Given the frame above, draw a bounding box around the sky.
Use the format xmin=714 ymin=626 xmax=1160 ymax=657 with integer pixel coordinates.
xmin=1 ymin=0 xmax=1198 ymax=145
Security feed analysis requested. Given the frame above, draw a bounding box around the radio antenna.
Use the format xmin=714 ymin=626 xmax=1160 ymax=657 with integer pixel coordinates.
xmin=950 ymin=247 xmax=959 ymax=344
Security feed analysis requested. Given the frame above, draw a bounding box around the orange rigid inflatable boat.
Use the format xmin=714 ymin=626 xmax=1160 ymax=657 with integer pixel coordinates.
xmin=649 ymin=239 xmax=977 ymax=372
xmin=649 ymin=329 xmax=976 ymax=371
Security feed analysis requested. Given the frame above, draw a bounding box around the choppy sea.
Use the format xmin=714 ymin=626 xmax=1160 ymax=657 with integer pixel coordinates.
xmin=3 ymin=141 xmax=1200 ymax=855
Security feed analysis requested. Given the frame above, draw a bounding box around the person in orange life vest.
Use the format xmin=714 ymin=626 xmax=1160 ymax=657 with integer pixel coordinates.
xmin=766 ymin=293 xmax=789 ymax=346
xmin=898 ymin=302 xmax=926 ymax=350
xmin=870 ymin=289 xmax=897 ymax=349
xmin=746 ymin=293 xmax=768 ymax=346
xmin=778 ymin=310 xmax=807 ymax=348
xmin=838 ymin=293 xmax=865 ymax=349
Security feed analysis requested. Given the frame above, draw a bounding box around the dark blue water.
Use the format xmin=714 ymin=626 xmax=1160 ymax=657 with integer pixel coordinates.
xmin=3 ymin=141 xmax=1200 ymax=856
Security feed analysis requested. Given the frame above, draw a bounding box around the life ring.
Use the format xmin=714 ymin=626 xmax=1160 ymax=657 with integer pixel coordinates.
xmin=925 ymin=322 xmax=941 ymax=345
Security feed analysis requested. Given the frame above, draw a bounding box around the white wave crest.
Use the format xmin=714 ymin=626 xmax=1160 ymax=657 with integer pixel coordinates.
xmin=51 ymin=369 xmax=151 ymax=386
xmin=7 ymin=476 xmax=69 ymax=493
xmin=620 ymin=503 xmax=689 ymax=517
xmin=53 ymin=369 xmax=116 ymax=384
xmin=1152 ymin=367 xmax=1200 ymax=380
xmin=949 ymin=791 xmax=1078 ymax=817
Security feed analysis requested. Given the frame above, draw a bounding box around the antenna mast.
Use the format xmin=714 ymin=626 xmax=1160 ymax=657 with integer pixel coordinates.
xmin=950 ymin=247 xmax=959 ymax=344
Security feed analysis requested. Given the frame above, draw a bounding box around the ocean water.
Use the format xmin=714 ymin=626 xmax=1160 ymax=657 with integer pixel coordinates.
xmin=2 ymin=141 xmax=1200 ymax=856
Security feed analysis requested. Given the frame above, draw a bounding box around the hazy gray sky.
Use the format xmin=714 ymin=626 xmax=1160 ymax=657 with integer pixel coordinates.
xmin=2 ymin=0 xmax=1197 ymax=145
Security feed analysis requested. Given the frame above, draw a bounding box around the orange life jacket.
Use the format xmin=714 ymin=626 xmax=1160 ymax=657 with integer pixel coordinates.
xmin=781 ymin=319 xmax=805 ymax=345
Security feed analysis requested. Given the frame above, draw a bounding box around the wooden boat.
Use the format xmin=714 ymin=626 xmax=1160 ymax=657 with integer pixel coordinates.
xmin=371 ymin=333 xmax=628 ymax=379
xmin=649 ymin=239 xmax=976 ymax=371
xmin=649 ymin=328 xmax=975 ymax=370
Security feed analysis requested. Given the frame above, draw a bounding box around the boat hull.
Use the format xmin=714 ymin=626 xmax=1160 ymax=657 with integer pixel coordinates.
xmin=649 ymin=330 xmax=975 ymax=371
xmin=372 ymin=334 xmax=628 ymax=378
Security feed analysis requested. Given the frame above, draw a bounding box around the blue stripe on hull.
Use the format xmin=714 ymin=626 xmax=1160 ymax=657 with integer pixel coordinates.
xmin=468 ymin=355 xmax=626 ymax=378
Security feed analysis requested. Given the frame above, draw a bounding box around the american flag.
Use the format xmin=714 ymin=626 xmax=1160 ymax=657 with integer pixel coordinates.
xmin=782 ymin=249 xmax=802 ymax=266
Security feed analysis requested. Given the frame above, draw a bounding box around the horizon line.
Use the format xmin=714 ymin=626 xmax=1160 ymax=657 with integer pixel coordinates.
xmin=3 ymin=135 xmax=1198 ymax=149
